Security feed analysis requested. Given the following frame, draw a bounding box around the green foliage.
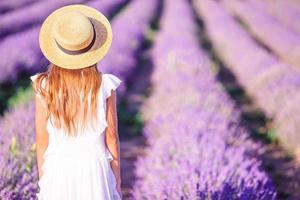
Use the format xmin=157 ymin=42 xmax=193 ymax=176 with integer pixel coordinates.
xmin=10 ymin=136 xmax=18 ymax=157
xmin=266 ymin=128 xmax=279 ymax=144
xmin=145 ymin=26 xmax=157 ymax=41
xmin=7 ymin=86 xmax=34 ymax=108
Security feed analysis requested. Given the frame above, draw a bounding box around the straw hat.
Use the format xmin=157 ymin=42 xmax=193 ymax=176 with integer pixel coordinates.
xmin=39 ymin=4 xmax=112 ymax=69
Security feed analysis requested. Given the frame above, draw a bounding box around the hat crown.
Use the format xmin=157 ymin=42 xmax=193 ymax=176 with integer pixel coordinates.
xmin=53 ymin=11 xmax=94 ymax=51
xmin=39 ymin=4 xmax=113 ymax=69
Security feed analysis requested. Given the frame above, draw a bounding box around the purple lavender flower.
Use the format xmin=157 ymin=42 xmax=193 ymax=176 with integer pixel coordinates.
xmin=0 ymin=0 xmax=88 ymax=38
xmin=193 ymin=0 xmax=300 ymax=157
xmin=222 ymin=0 xmax=300 ymax=69
xmin=99 ymin=0 xmax=159 ymax=96
xmin=0 ymin=0 xmax=158 ymax=198
xmin=248 ymin=0 xmax=300 ymax=35
xmin=132 ymin=0 xmax=277 ymax=199
xmin=0 ymin=101 xmax=39 ymax=199
xmin=0 ymin=0 xmax=39 ymax=14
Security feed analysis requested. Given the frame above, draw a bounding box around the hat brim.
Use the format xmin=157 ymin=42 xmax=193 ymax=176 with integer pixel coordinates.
xmin=39 ymin=4 xmax=112 ymax=69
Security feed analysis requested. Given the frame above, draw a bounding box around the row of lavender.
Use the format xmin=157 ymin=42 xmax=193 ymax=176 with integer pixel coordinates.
xmin=222 ymin=0 xmax=300 ymax=69
xmin=0 ymin=0 xmax=124 ymax=83
xmin=132 ymin=0 xmax=276 ymax=199
xmin=98 ymin=0 xmax=158 ymax=96
xmin=194 ymin=0 xmax=300 ymax=156
xmin=0 ymin=0 xmax=87 ymax=38
xmin=0 ymin=0 xmax=40 ymax=14
xmin=0 ymin=0 xmax=158 ymax=198
xmin=247 ymin=0 xmax=300 ymax=35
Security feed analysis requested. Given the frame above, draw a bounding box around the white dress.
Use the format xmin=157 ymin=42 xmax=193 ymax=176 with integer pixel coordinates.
xmin=30 ymin=73 xmax=122 ymax=200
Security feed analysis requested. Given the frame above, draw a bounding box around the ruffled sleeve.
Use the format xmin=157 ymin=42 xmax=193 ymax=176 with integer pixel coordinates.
xmin=30 ymin=73 xmax=47 ymax=107
xmin=102 ymin=73 xmax=122 ymax=100
xmin=30 ymin=74 xmax=40 ymax=84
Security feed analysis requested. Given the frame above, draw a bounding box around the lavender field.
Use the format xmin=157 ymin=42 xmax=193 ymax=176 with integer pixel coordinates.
xmin=0 ymin=0 xmax=300 ymax=199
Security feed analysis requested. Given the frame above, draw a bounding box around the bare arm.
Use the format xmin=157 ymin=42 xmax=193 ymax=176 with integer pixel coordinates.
xmin=105 ymin=90 xmax=122 ymax=192
xmin=34 ymin=94 xmax=49 ymax=179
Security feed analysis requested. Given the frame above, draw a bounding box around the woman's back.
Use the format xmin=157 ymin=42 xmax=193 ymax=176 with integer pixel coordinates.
xmin=31 ymin=4 xmax=123 ymax=199
xmin=31 ymin=73 xmax=122 ymax=200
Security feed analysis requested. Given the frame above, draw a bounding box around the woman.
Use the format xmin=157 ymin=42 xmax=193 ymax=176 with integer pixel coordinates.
xmin=31 ymin=4 xmax=122 ymax=200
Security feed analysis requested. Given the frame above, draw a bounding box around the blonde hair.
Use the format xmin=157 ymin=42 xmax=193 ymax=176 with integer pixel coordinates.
xmin=32 ymin=63 xmax=102 ymax=136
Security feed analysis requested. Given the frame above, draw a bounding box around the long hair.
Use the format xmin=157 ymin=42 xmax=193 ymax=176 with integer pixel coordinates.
xmin=32 ymin=63 xmax=102 ymax=136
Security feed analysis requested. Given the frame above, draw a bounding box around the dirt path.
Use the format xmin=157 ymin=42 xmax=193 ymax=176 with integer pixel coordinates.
xmin=117 ymin=57 xmax=153 ymax=199
xmin=120 ymin=136 xmax=147 ymax=199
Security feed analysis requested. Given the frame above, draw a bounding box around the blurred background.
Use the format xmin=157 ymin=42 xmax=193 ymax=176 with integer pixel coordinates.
xmin=1 ymin=0 xmax=300 ymax=199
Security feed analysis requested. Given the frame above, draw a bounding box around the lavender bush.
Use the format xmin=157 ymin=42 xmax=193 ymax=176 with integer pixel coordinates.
xmin=193 ymin=0 xmax=300 ymax=156
xmin=0 ymin=101 xmax=39 ymax=199
xmin=99 ymin=0 xmax=159 ymax=96
xmin=132 ymin=0 xmax=276 ymax=199
xmin=0 ymin=0 xmax=158 ymax=198
xmin=222 ymin=0 xmax=300 ymax=69
xmin=283 ymin=0 xmax=300 ymax=13
xmin=0 ymin=0 xmax=87 ymax=38
xmin=0 ymin=0 xmax=39 ymax=14
xmin=250 ymin=0 xmax=300 ymax=35
xmin=0 ymin=0 xmax=126 ymax=84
